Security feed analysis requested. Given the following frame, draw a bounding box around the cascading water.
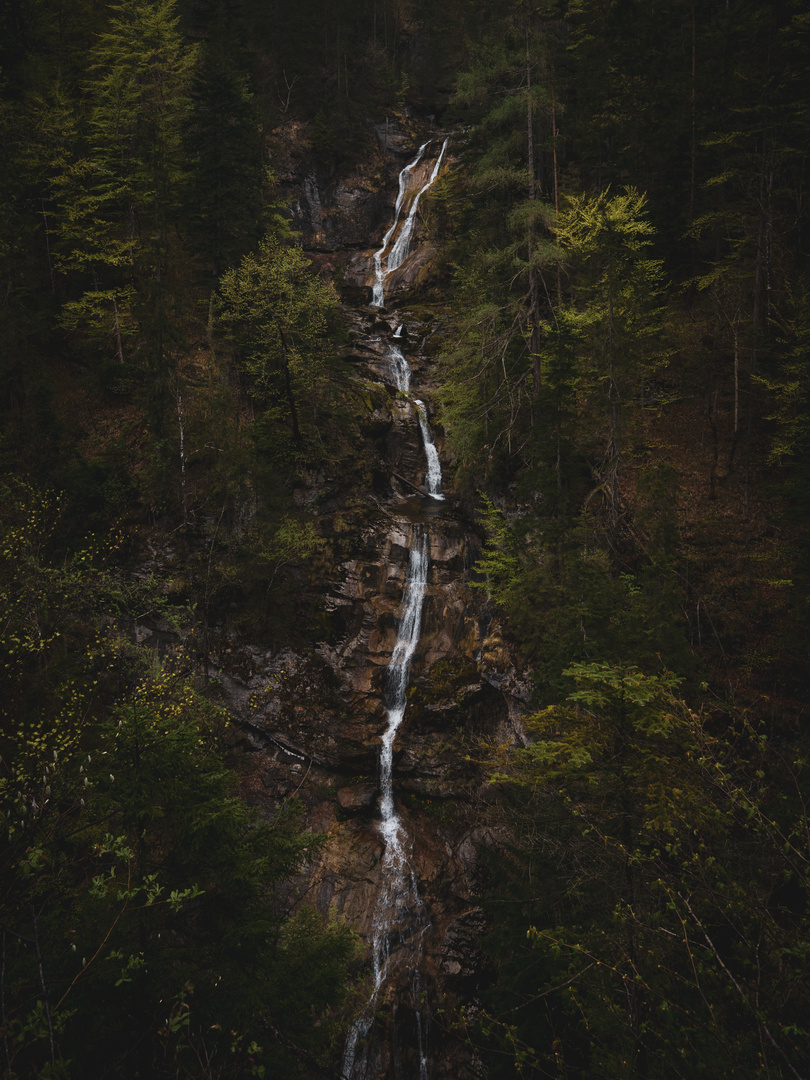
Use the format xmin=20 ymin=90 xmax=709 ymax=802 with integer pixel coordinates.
xmin=387 ymin=336 xmax=444 ymax=499
xmin=342 ymin=529 xmax=432 ymax=1080
xmin=414 ymin=401 xmax=445 ymax=501
xmin=372 ymin=143 xmax=428 ymax=307
xmin=343 ymin=137 xmax=450 ymax=1080
xmin=373 ymin=137 xmax=450 ymax=309
xmin=389 ymin=342 xmax=411 ymax=393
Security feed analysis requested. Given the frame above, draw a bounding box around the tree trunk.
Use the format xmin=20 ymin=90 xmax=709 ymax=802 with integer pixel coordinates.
xmin=112 ymin=298 xmax=125 ymax=365
xmin=276 ymin=322 xmax=302 ymax=444
xmin=690 ymin=3 xmax=696 ymax=226
xmin=526 ymin=31 xmax=542 ymax=396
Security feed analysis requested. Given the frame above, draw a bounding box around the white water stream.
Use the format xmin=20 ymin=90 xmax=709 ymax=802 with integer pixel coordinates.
xmin=414 ymin=401 xmax=445 ymax=501
xmin=343 ymin=138 xmax=449 ymax=1080
xmin=389 ymin=341 xmax=411 ymax=393
xmin=342 ymin=529 xmax=432 ymax=1080
xmin=372 ymin=137 xmax=449 ymax=308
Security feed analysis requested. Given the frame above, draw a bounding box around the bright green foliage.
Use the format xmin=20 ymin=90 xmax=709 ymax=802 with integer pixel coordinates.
xmin=0 ymin=481 xmax=356 ymax=1078
xmin=760 ymin=283 xmax=810 ymax=468
xmin=546 ymin=188 xmax=666 ymax=526
xmin=52 ymin=0 xmax=197 ymax=368
xmin=218 ymin=235 xmax=340 ymax=448
xmin=470 ymin=493 xmax=521 ymax=603
xmin=0 ymin=482 xmax=133 ymax=790
xmin=436 ymin=241 xmax=543 ymax=485
xmin=260 ymin=516 xmax=328 ymax=587
xmin=470 ymin=491 xmax=694 ymax=700
xmin=479 ymin=664 xmax=810 ymax=1078
xmin=1 ymin=663 xmax=356 ymax=1077
xmin=755 ymin=276 xmax=810 ymax=606
xmin=437 ymin=10 xmax=562 ymax=486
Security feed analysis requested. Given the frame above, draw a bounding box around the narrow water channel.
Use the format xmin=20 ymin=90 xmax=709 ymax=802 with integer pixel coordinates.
xmin=342 ymin=136 xmax=449 ymax=1080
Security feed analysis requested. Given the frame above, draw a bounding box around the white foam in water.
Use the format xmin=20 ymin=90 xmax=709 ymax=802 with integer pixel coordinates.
xmin=344 ymin=138 xmax=452 ymax=1080
xmin=414 ymin=401 xmax=445 ymax=500
xmin=388 ymin=344 xmax=410 ymax=393
xmin=372 ymin=138 xmax=449 ymax=308
xmin=372 ymin=143 xmax=428 ymax=307
xmin=342 ymin=529 xmax=432 ymax=1080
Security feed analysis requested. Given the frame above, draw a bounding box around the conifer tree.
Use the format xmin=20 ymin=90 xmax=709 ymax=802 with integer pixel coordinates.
xmin=550 ymin=188 xmax=665 ymax=529
xmin=53 ymin=0 xmax=198 ymax=378
xmin=218 ymin=235 xmax=340 ymax=450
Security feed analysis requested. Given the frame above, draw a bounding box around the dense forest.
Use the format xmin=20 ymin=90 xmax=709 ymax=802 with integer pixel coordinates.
xmin=1 ymin=0 xmax=809 ymax=1077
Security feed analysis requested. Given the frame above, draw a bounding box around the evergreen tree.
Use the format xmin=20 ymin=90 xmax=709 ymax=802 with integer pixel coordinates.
xmin=0 ymin=482 xmax=356 ymax=1079
xmin=479 ymin=663 xmax=810 ymax=1079
xmin=52 ymin=0 xmax=198 ymax=383
xmin=218 ymin=234 xmax=340 ymax=451
xmin=185 ymin=42 xmax=264 ymax=281
xmin=437 ymin=8 xmax=564 ymax=486
xmin=549 ymin=187 xmax=666 ymax=529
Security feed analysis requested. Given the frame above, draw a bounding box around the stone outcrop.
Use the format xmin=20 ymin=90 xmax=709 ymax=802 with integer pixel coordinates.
xmin=215 ymin=128 xmax=529 ymax=1080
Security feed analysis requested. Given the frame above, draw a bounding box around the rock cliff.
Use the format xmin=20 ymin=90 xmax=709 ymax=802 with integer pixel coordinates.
xmin=217 ymin=120 xmax=529 ymax=1079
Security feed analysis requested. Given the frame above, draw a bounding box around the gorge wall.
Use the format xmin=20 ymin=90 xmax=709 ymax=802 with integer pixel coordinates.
xmin=219 ymin=122 xmax=529 ymax=1079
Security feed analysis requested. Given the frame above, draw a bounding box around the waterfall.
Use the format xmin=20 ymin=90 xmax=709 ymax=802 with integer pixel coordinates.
xmin=342 ymin=528 xmax=432 ymax=1080
xmin=386 ymin=340 xmax=444 ymax=499
xmin=388 ymin=343 xmax=411 ymax=393
xmin=414 ymin=401 xmax=445 ymax=500
xmin=372 ymin=137 xmax=449 ymax=308
xmin=372 ymin=143 xmax=428 ymax=307
xmin=343 ymin=133 xmax=452 ymax=1080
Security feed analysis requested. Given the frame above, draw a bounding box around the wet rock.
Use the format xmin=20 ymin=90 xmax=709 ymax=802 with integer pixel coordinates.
xmin=214 ymin=127 xmax=527 ymax=1080
xmin=337 ymin=782 xmax=378 ymax=812
xmin=339 ymin=283 xmax=373 ymax=305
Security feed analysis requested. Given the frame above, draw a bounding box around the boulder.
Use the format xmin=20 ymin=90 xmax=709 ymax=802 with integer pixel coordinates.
xmin=337 ymin=783 xmax=378 ymax=812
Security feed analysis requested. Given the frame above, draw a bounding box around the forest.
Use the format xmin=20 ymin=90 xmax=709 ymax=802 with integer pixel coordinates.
xmin=1 ymin=0 xmax=809 ymax=1077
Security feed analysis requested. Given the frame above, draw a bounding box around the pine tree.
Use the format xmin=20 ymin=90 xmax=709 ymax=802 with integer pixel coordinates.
xmin=52 ymin=0 xmax=198 ymax=378
xmin=218 ymin=235 xmax=340 ymax=450
xmin=550 ymin=187 xmax=665 ymax=529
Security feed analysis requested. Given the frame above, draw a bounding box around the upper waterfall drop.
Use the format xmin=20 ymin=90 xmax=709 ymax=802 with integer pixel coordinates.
xmin=388 ymin=343 xmax=410 ymax=393
xmin=372 ymin=137 xmax=449 ymax=308
xmin=371 ymin=142 xmax=427 ymax=307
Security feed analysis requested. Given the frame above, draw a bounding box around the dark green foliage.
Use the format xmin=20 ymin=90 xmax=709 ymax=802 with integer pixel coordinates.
xmin=0 ymin=483 xmax=355 ymax=1079
xmin=184 ymin=40 xmax=264 ymax=280
xmin=3 ymin=3 xmax=810 ymax=1077
xmin=479 ymin=664 xmax=810 ymax=1079
xmin=218 ymin=234 xmax=341 ymax=448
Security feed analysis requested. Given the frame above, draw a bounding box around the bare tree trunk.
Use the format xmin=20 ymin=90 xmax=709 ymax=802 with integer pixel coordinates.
xmin=276 ymin=322 xmax=302 ymax=444
xmin=606 ymin=288 xmax=620 ymax=529
xmin=526 ymin=30 xmax=542 ymax=396
xmin=751 ymin=132 xmax=771 ymax=377
xmin=707 ymin=386 xmax=719 ymax=500
xmin=690 ymin=4 xmax=696 ymax=225
xmin=31 ymin=906 xmax=56 ymax=1071
xmin=551 ymin=64 xmax=560 ymax=216
xmin=112 ymin=298 xmax=125 ymax=365
xmin=206 ymin=289 xmax=216 ymax=354
xmin=2 ymin=930 xmax=10 ymax=1074
xmin=41 ymin=200 xmax=55 ymax=295
xmin=177 ymin=391 xmax=187 ymax=523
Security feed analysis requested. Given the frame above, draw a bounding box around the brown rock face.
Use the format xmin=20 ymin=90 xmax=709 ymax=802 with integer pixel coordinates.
xmin=218 ymin=130 xmax=529 ymax=1080
xmin=337 ymin=783 xmax=378 ymax=812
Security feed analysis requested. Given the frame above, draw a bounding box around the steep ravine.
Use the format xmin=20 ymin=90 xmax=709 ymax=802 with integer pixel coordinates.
xmin=221 ymin=126 xmax=529 ymax=1079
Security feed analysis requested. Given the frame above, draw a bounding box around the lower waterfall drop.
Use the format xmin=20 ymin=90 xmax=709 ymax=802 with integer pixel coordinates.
xmin=342 ymin=527 xmax=432 ymax=1080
